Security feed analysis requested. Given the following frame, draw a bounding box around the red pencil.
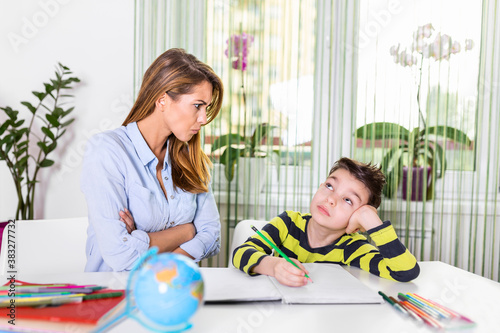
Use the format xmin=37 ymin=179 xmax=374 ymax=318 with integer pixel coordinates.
xmin=401 ymin=301 xmax=443 ymax=329
xmin=391 ymin=297 xmax=423 ymax=324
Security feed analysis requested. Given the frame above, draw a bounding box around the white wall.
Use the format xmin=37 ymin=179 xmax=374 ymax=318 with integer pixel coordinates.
xmin=0 ymin=0 xmax=134 ymax=220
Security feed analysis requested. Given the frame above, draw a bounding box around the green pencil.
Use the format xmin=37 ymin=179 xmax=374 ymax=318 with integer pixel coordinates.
xmin=250 ymin=225 xmax=313 ymax=282
xmin=83 ymin=292 xmax=124 ymax=300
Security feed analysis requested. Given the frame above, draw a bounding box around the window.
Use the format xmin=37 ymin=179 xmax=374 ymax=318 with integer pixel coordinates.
xmin=205 ymin=0 xmax=318 ymax=215
xmin=354 ymin=0 xmax=483 ymax=200
xmin=134 ymin=0 xmax=500 ymax=275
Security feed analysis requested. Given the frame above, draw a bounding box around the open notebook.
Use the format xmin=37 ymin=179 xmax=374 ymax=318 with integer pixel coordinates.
xmin=202 ymin=263 xmax=383 ymax=304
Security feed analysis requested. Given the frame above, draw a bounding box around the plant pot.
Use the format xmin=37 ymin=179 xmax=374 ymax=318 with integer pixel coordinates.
xmin=237 ymin=157 xmax=266 ymax=195
xmin=402 ymin=166 xmax=432 ymax=201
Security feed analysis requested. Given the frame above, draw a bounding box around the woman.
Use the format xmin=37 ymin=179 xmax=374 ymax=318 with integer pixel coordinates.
xmin=81 ymin=48 xmax=224 ymax=272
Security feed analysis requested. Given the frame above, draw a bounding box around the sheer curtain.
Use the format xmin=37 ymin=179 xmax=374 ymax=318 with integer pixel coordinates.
xmin=205 ymin=0 xmax=323 ymax=267
xmin=354 ymin=0 xmax=500 ymax=280
xmin=134 ymin=0 xmax=500 ymax=278
xmin=134 ymin=0 xmax=324 ymax=267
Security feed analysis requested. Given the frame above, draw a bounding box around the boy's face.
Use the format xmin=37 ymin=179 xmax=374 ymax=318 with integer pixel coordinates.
xmin=310 ymin=168 xmax=370 ymax=232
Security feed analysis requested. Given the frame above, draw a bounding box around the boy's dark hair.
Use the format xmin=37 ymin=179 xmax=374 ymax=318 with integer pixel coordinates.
xmin=328 ymin=157 xmax=386 ymax=208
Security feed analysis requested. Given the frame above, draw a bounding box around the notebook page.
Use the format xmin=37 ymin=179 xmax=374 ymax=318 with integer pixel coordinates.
xmin=202 ymin=267 xmax=282 ymax=303
xmin=269 ymin=263 xmax=383 ymax=304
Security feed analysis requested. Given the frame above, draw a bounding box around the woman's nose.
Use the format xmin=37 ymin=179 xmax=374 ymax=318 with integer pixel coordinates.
xmin=198 ymin=109 xmax=207 ymax=124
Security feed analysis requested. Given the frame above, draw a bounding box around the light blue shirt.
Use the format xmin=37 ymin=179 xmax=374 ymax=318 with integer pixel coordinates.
xmin=81 ymin=122 xmax=221 ymax=272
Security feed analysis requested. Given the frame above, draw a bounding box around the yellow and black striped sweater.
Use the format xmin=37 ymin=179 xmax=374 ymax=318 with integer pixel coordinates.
xmin=232 ymin=211 xmax=420 ymax=282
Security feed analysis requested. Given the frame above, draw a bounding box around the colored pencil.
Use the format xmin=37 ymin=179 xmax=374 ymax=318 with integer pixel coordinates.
xmin=378 ymin=291 xmax=407 ymax=315
xmin=0 ymin=294 xmax=85 ymax=307
xmin=399 ymin=299 xmax=443 ymax=329
xmin=82 ymin=292 xmax=124 ymax=300
xmin=411 ymin=293 xmax=474 ymax=323
xmin=398 ymin=293 xmax=443 ymax=320
xmin=396 ymin=299 xmax=424 ymax=323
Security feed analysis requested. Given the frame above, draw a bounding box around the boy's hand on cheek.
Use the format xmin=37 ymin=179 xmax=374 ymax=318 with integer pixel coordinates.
xmin=346 ymin=205 xmax=383 ymax=234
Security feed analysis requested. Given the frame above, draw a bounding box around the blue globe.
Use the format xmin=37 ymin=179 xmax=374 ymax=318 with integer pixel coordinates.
xmin=127 ymin=249 xmax=204 ymax=332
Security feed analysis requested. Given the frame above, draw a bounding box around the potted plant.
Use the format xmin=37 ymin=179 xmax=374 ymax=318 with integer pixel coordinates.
xmin=356 ymin=122 xmax=471 ymax=200
xmin=210 ymin=123 xmax=280 ymax=194
xmin=355 ymin=24 xmax=473 ymax=200
xmin=0 ymin=63 xmax=80 ymax=219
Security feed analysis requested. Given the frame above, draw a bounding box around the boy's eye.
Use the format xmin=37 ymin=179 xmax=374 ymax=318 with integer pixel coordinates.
xmin=344 ymin=198 xmax=352 ymax=205
xmin=325 ymin=183 xmax=333 ymax=190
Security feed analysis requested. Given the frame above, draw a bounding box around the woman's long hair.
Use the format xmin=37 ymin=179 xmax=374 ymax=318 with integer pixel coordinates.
xmin=123 ymin=48 xmax=223 ymax=193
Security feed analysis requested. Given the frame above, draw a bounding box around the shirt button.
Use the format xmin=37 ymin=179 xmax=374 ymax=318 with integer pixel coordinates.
xmin=164 ymin=176 xmax=168 ymax=180
xmin=170 ymin=195 xmax=174 ymax=199
xmin=122 ymin=237 xmax=127 ymax=242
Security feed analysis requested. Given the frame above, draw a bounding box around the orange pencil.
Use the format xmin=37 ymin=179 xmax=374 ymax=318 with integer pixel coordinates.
xmin=390 ymin=297 xmax=423 ymax=323
xmin=399 ymin=299 xmax=443 ymax=329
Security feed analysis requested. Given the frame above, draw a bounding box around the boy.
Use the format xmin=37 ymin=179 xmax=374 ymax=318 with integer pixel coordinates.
xmin=232 ymin=157 xmax=420 ymax=287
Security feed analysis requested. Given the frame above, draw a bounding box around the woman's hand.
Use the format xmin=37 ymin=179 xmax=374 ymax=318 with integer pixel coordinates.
xmin=119 ymin=208 xmax=136 ymax=234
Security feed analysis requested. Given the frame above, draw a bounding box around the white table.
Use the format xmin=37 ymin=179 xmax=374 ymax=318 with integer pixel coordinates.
xmin=3 ymin=262 xmax=499 ymax=333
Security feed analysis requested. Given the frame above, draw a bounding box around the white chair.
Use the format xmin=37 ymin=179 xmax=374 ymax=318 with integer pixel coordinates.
xmin=228 ymin=219 xmax=268 ymax=267
xmin=0 ymin=217 xmax=88 ymax=275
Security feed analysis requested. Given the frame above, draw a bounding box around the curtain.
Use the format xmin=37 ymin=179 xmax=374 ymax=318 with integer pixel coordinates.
xmin=472 ymin=0 xmax=500 ymax=279
xmin=354 ymin=0 xmax=500 ymax=281
xmin=205 ymin=0 xmax=322 ymax=267
xmin=134 ymin=0 xmax=500 ymax=280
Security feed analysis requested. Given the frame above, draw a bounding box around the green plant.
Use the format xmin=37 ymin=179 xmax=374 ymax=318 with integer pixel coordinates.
xmin=355 ymin=122 xmax=471 ymax=198
xmin=356 ymin=24 xmax=474 ymax=198
xmin=0 ymin=63 xmax=80 ymax=220
xmin=211 ymin=123 xmax=279 ymax=181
